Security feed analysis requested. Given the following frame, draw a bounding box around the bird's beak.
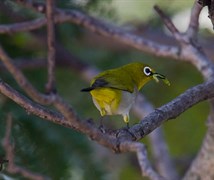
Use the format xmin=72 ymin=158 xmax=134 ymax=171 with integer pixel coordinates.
xmin=152 ymin=72 xmax=170 ymax=86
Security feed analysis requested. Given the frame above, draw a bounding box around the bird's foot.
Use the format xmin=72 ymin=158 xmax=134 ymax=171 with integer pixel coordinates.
xmin=116 ymin=126 xmax=136 ymax=140
xmin=98 ymin=116 xmax=108 ymax=133
xmin=98 ymin=124 xmax=106 ymax=133
xmin=126 ymin=122 xmax=130 ymax=129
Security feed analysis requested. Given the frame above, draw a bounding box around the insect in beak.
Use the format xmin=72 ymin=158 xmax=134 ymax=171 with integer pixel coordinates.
xmin=152 ymin=72 xmax=170 ymax=86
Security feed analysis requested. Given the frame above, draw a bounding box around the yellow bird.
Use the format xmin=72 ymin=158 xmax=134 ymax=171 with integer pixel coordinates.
xmin=81 ymin=62 xmax=170 ymax=127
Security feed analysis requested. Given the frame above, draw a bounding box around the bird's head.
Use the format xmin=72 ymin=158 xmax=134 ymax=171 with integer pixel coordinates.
xmin=123 ymin=62 xmax=170 ymax=90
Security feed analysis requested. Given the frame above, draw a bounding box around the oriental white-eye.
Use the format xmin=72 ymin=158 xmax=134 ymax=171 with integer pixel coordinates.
xmin=81 ymin=62 xmax=170 ymax=127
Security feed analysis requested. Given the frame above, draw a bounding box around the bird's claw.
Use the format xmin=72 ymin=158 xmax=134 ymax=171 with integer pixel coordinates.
xmin=116 ymin=126 xmax=136 ymax=140
xmin=98 ymin=124 xmax=106 ymax=133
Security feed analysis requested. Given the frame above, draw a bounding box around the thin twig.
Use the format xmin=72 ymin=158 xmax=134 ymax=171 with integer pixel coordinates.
xmin=120 ymin=141 xmax=165 ymax=180
xmin=133 ymin=95 xmax=179 ymax=180
xmin=153 ymin=4 xmax=214 ymax=79
xmin=2 ymin=114 xmax=48 ymax=180
xmin=153 ymin=5 xmax=185 ymax=45
xmin=0 ymin=44 xmax=53 ymax=105
xmin=13 ymin=0 xmax=214 ymax=79
xmin=13 ymin=0 xmax=180 ymax=59
xmin=0 ymin=18 xmax=47 ymax=34
xmin=16 ymin=0 xmax=47 ymax=13
xmin=153 ymin=5 xmax=179 ymax=35
xmin=46 ymin=0 xmax=56 ymax=93
xmin=149 ymin=128 xmax=179 ymax=180
xmin=186 ymin=0 xmax=203 ymax=38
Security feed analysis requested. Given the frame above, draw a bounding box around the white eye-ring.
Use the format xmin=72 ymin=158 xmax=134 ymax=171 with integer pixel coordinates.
xmin=143 ymin=66 xmax=152 ymax=76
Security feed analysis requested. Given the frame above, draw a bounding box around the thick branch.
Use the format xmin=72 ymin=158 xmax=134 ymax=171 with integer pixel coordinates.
xmin=0 ymin=78 xmax=119 ymax=152
xmin=13 ymin=47 xmax=178 ymax=179
xmin=46 ymin=46 xmax=175 ymax=178
xmin=12 ymin=1 xmax=213 ymax=142
xmin=0 ymin=79 xmax=65 ymax=126
xmin=128 ymin=80 xmax=214 ymax=141
xmin=0 ymin=76 xmax=162 ymax=179
xmin=1 ymin=41 xmax=212 ymax=180
xmin=0 ymin=63 xmax=213 ymax=159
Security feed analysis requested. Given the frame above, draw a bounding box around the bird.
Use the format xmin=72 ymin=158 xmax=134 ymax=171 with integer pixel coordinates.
xmin=81 ymin=62 xmax=170 ymax=127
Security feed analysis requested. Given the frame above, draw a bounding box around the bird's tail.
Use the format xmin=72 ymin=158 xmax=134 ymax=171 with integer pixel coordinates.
xmin=81 ymin=87 xmax=94 ymax=92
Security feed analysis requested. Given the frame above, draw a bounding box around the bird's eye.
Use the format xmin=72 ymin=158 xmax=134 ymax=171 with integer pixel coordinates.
xmin=143 ymin=66 xmax=152 ymax=76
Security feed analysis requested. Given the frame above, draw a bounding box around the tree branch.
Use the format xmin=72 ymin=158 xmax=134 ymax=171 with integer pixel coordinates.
xmin=9 ymin=45 xmax=178 ymax=179
xmin=153 ymin=5 xmax=214 ymax=178
xmin=0 ymin=79 xmax=65 ymax=126
xmin=1 ymin=1 xmax=214 ymax=179
xmin=128 ymin=80 xmax=214 ymax=141
xmin=0 ymin=75 xmax=162 ymax=179
xmin=0 ymin=44 xmax=53 ymax=105
xmin=0 ymin=17 xmax=47 ymax=34
xmin=154 ymin=3 xmax=214 ymax=79
xmin=149 ymin=128 xmax=179 ymax=180
xmin=0 ymin=78 xmax=119 ymax=152
xmin=153 ymin=5 xmax=180 ymax=39
xmin=1 ymin=71 xmax=213 ymax=153
xmin=45 ymin=0 xmax=56 ymax=93
xmin=11 ymin=0 xmax=214 ymax=79
xmin=120 ymin=141 xmax=165 ymax=180
xmin=2 ymin=114 xmax=49 ymax=180
xmin=183 ymin=101 xmax=214 ymax=179
xmin=1 ymin=48 xmax=213 ymax=179
xmin=5 ymin=1 xmax=179 ymax=59
xmin=133 ymin=95 xmax=179 ymax=180
xmin=0 ymin=1 xmax=209 ymax=82
xmin=48 ymin=45 xmax=176 ymax=178
xmin=187 ymin=1 xmax=203 ymax=38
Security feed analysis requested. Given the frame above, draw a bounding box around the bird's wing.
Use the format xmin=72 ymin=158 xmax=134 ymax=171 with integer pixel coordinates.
xmin=90 ymin=70 xmax=135 ymax=93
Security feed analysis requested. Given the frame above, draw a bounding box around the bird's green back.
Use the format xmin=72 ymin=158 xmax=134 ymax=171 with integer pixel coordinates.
xmin=91 ymin=62 xmax=153 ymax=92
xmin=91 ymin=67 xmax=136 ymax=93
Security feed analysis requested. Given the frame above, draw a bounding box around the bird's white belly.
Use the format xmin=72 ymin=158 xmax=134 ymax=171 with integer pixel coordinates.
xmin=92 ymin=89 xmax=137 ymax=116
xmin=117 ymin=89 xmax=137 ymax=116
